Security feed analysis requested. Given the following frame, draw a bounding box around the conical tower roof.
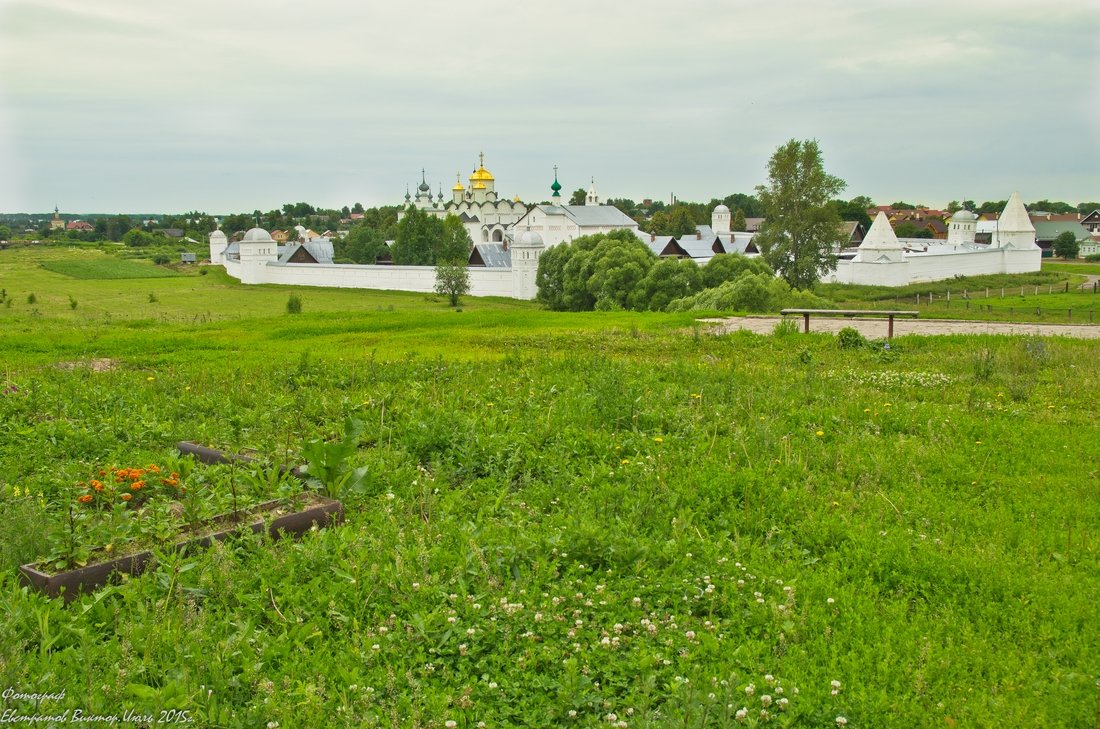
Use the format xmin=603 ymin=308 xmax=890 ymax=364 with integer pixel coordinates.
xmin=997 ymin=191 xmax=1035 ymax=233
xmin=859 ymin=211 xmax=903 ymax=251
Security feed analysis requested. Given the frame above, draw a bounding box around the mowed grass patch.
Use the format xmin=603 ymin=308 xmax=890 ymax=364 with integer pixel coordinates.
xmin=40 ymin=256 xmax=183 ymax=279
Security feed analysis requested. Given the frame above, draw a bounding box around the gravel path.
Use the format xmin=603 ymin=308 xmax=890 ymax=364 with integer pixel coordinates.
xmin=701 ymin=316 xmax=1100 ymax=339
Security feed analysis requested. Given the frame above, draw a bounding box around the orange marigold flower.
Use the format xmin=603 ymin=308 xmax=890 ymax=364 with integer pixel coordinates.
xmin=98 ymin=469 xmax=107 ymax=477
xmin=164 ymin=478 xmax=178 ymax=487
xmin=77 ymin=494 xmax=93 ymax=503
xmin=131 ymin=481 xmax=145 ymax=491
xmin=120 ymin=493 xmax=132 ymax=501
xmin=170 ymin=472 xmax=179 ymax=479
xmin=148 ymin=465 xmax=160 ymax=473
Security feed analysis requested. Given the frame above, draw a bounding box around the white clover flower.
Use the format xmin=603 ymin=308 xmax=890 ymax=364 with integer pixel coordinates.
xmin=568 ymin=710 xmax=577 ymax=718
xmin=836 ymin=717 xmax=848 ymax=727
xmin=745 ymin=683 xmax=755 ymax=696
xmin=827 ymin=597 xmax=835 ymax=604
xmin=489 ymin=681 xmax=498 ymax=689
xmin=685 ymin=630 xmax=696 ymax=640
xmin=445 ymin=722 xmax=457 ymax=729
xmin=777 ymin=697 xmax=789 ymax=710
xmin=735 ymin=707 xmax=748 ymax=720
xmin=761 ymin=694 xmax=772 ymax=707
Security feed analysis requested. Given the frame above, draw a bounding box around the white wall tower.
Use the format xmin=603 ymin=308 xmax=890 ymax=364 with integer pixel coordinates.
xmin=946 ymin=208 xmax=978 ymax=246
xmin=237 ymin=227 xmax=278 ymax=284
xmin=511 ymin=230 xmax=545 ymax=299
xmin=712 ymin=204 xmax=731 ymax=234
xmin=208 ymin=227 xmax=228 ymax=264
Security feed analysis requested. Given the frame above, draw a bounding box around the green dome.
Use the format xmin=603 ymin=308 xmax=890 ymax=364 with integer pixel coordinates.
xmin=550 ymin=177 xmax=562 ymax=193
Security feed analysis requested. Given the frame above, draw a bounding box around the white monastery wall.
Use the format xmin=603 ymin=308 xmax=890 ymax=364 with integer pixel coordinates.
xmin=831 ymin=247 xmax=1041 ymax=286
xmin=227 ymin=261 xmax=515 ymax=298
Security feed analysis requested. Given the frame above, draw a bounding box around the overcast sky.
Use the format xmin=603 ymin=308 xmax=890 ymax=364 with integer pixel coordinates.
xmin=1 ymin=0 xmax=1097 ymax=214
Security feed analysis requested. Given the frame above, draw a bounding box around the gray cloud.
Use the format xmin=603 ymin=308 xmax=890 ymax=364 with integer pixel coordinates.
xmin=2 ymin=0 xmax=1097 ymax=212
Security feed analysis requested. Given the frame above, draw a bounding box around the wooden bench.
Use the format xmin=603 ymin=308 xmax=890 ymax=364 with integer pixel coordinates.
xmin=780 ymin=309 xmax=919 ymax=339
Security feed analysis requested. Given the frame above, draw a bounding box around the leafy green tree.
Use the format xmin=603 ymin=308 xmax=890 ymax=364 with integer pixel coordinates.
xmin=645 ymin=206 xmax=698 ymax=236
xmin=391 ymin=206 xmax=443 ymax=265
xmin=629 ymin=257 xmax=702 ymax=311
xmin=755 ymin=139 xmax=846 ymax=290
xmin=1077 ymin=202 xmax=1100 ymax=215
xmin=569 ymin=188 xmax=587 ymax=206
xmin=894 ymin=222 xmax=933 ymax=239
xmin=702 ymin=253 xmax=773 ymax=289
xmin=0 ymin=224 xmax=10 ymax=240
xmin=891 ymin=201 xmax=917 ymax=210
xmin=832 ymin=198 xmax=872 ymax=230
xmin=339 ymin=224 xmax=388 ymax=264
xmin=976 ymin=200 xmax=1007 ymax=215
xmin=438 ymin=215 xmax=473 ymax=262
xmin=122 ymin=229 xmax=156 ymax=247
xmin=1029 ymin=200 xmax=1075 ymax=214
xmin=352 ymin=202 xmax=365 ymax=214
xmin=434 ymin=260 xmax=470 ymax=306
xmin=585 ymin=236 xmax=657 ymax=310
xmin=731 ymin=208 xmax=746 ymax=232
xmin=537 ymin=230 xmax=652 ymax=311
xmin=946 ymin=200 xmax=961 ymax=214
xmin=535 ymin=243 xmax=573 ymax=310
xmin=1052 ymin=230 xmax=1080 ymax=260
xmin=222 ymin=214 xmax=254 ymax=235
xmin=721 ymin=193 xmax=765 ymax=218
xmin=606 ymin=198 xmax=639 ymax=219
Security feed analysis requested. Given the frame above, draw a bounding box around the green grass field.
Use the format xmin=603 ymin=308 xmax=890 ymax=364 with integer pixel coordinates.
xmin=0 ymin=246 xmax=1097 ymax=728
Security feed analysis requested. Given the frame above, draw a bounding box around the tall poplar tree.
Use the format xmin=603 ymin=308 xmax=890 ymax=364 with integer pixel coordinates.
xmin=754 ymin=139 xmax=846 ymax=290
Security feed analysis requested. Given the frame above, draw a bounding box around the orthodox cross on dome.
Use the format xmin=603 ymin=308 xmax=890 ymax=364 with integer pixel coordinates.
xmin=479 ymin=151 xmax=485 ymax=168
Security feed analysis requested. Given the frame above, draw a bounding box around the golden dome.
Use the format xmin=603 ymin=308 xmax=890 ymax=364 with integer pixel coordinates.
xmin=513 ymin=194 xmax=521 ymax=203
xmin=452 ymin=173 xmax=464 ymax=191
xmin=469 ymin=152 xmax=494 ymax=182
xmin=470 ymin=167 xmax=494 ymax=182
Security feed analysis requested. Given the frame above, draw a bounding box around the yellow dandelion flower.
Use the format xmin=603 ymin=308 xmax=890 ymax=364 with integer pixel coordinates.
xmin=653 ymin=436 xmax=663 ymax=443
xmin=816 ymin=430 xmax=825 ymax=437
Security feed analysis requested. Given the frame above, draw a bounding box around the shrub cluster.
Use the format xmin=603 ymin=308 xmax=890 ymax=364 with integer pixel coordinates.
xmin=536 ymin=230 xmax=825 ymax=313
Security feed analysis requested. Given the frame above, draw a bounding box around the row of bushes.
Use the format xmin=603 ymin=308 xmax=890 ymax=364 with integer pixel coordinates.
xmin=535 ymin=229 xmax=827 ymax=312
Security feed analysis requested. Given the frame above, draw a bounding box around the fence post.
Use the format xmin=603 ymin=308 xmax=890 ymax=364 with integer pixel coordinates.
xmin=1068 ymin=309 xmax=1072 ymax=321
xmin=1001 ymin=288 xmax=1004 ymax=298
